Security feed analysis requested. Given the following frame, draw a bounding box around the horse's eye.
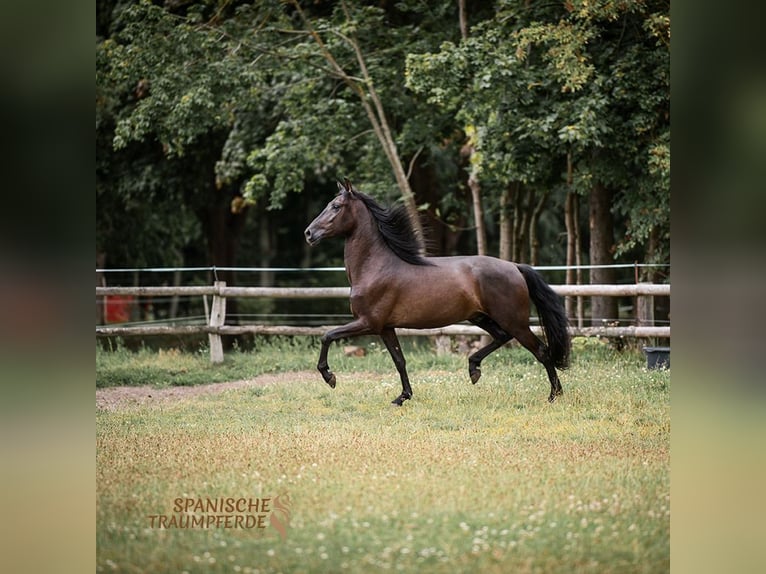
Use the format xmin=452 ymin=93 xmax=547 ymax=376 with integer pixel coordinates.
xmin=332 ymin=203 xmax=341 ymax=211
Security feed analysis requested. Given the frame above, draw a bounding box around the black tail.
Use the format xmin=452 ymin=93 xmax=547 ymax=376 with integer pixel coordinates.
xmin=518 ymin=264 xmax=571 ymax=369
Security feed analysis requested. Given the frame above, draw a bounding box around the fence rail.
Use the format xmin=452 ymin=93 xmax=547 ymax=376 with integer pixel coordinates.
xmin=96 ymin=323 xmax=669 ymax=338
xmin=96 ymin=283 xmax=670 ymax=298
xmin=96 ymin=281 xmax=670 ymax=363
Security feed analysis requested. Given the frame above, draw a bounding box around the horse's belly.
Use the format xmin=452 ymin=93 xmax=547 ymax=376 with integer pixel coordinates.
xmin=351 ymin=263 xmax=485 ymax=330
xmin=388 ymin=284 xmax=478 ymax=328
xmin=394 ymin=312 xmax=466 ymax=329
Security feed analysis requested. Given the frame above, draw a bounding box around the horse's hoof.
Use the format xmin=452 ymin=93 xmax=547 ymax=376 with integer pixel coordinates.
xmin=321 ymin=371 xmax=336 ymax=388
xmin=548 ymin=387 xmax=563 ymax=402
xmin=470 ymin=368 xmax=481 ymax=384
xmin=391 ymin=394 xmax=410 ymax=406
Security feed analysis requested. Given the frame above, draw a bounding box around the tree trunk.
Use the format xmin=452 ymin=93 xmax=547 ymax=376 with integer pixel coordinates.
xmin=529 ymin=189 xmax=549 ymax=265
xmin=574 ymin=192 xmax=583 ymax=328
xmin=516 ymin=187 xmax=532 ymax=264
xmin=589 ymin=182 xmax=617 ymax=326
xmin=258 ymin=207 xmax=275 ymax=287
xmin=512 ymin=185 xmax=522 ymax=262
xmin=645 ymin=228 xmax=659 ymax=282
xmin=291 ymin=0 xmax=424 ymax=238
xmin=411 ymin=156 xmax=455 ymax=255
xmin=564 ymin=152 xmax=576 ymax=322
xmin=169 ymin=269 xmax=181 ymax=319
xmin=301 ymin=200 xmax=315 ymax=268
xmin=645 ymin=226 xmax=670 ymax=333
xmin=499 ymin=185 xmax=512 ymax=261
xmin=381 ymin=128 xmax=422 ymax=238
xmin=456 ymin=16 xmax=486 ymax=257
xmin=564 ymin=191 xmax=574 ymax=320
xmin=96 ymin=252 xmax=106 ymax=324
xmin=563 ymin=151 xmax=585 ymax=327
xmin=468 ymin=171 xmax=486 ymax=256
xmin=205 ymin=187 xmax=248 ymax=348
xmin=459 ymin=0 xmax=468 ymax=40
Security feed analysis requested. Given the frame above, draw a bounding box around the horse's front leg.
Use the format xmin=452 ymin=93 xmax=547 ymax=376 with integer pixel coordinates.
xmin=317 ymin=319 xmax=372 ymax=388
xmin=380 ymin=328 xmax=412 ymax=406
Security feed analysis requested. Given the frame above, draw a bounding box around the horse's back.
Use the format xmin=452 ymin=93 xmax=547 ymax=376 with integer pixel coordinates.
xmin=429 ymin=255 xmax=525 ymax=286
xmin=428 ymin=254 xmax=530 ymax=319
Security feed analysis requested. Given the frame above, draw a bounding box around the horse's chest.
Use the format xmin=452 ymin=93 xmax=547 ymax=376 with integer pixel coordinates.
xmin=349 ymin=284 xmax=389 ymax=315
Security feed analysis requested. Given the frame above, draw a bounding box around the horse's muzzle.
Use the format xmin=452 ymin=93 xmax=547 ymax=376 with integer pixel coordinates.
xmin=304 ymin=227 xmax=320 ymax=246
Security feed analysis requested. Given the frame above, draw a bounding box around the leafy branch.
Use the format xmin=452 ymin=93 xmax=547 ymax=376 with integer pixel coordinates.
xmin=286 ymin=0 xmax=423 ymax=237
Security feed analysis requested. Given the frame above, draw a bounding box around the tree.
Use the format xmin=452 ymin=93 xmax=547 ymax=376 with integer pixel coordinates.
xmin=98 ymin=1 xmax=288 ymax=275
xmin=406 ymin=0 xmax=670 ymax=324
xmin=240 ymin=1 xmax=466 ymax=246
xmin=406 ymin=2 xmax=575 ymax=263
xmin=98 ymin=0 xmax=470 ymax=268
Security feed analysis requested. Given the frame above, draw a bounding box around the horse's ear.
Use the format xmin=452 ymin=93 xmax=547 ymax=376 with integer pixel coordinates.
xmin=337 ymin=178 xmax=355 ymax=196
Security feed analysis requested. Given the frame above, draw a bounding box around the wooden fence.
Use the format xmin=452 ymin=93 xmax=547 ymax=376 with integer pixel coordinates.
xmin=96 ymin=281 xmax=670 ymax=363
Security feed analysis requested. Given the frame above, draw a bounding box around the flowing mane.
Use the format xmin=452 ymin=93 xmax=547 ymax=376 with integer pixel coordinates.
xmin=355 ymin=191 xmax=433 ymax=266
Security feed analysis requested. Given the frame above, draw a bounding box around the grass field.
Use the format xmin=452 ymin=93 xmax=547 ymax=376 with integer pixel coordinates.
xmin=96 ymin=337 xmax=669 ymax=573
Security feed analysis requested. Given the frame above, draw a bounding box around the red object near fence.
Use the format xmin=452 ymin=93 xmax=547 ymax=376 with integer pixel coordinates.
xmin=104 ymin=295 xmax=134 ymax=323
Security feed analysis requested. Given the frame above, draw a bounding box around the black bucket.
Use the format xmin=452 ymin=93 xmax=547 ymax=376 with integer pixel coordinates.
xmin=643 ymin=346 xmax=670 ymax=370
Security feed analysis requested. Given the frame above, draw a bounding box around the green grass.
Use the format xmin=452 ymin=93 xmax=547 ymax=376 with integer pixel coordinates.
xmin=97 ymin=338 xmax=669 ymax=573
xmin=96 ymin=336 xmax=462 ymax=388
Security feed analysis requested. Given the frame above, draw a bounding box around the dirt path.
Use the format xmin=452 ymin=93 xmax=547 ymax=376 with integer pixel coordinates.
xmin=96 ymin=370 xmax=319 ymax=411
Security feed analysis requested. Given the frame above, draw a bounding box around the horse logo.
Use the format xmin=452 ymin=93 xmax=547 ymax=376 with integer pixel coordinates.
xmin=269 ymin=493 xmax=291 ymax=541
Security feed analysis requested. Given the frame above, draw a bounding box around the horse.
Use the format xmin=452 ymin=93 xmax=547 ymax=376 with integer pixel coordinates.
xmin=304 ymin=179 xmax=571 ymax=406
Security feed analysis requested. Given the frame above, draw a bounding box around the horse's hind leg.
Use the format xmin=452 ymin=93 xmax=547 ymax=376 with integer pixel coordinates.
xmin=468 ymin=314 xmax=512 ymax=384
xmin=380 ymin=327 xmax=412 ymax=406
xmin=512 ymin=327 xmax=563 ymax=402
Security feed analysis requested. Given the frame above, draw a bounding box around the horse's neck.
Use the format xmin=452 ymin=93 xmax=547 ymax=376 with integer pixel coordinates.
xmin=343 ymin=217 xmax=397 ymax=285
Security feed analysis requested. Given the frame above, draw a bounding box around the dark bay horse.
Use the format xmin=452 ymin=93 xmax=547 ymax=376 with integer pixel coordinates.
xmin=304 ymin=179 xmax=571 ymax=406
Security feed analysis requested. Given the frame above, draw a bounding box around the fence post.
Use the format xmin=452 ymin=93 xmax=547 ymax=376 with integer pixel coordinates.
xmin=636 ymin=282 xmax=655 ymax=347
xmin=208 ymin=281 xmax=227 ymax=363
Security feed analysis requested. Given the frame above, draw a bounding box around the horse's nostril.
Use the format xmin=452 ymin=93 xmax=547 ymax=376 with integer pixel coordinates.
xmin=304 ymin=228 xmax=311 ymax=238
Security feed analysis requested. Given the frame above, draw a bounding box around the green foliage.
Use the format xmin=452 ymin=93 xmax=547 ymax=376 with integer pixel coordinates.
xmin=97 ymin=1 xmax=288 ymax=265
xmin=515 ymin=19 xmax=596 ymax=93
xmin=105 ymin=2 xmax=270 ymax=157
xmin=239 ymin=0 xmax=461 ymax=209
xmin=96 ymin=0 xmax=669 ymax=270
xmin=405 ymin=0 xmax=670 ymax=264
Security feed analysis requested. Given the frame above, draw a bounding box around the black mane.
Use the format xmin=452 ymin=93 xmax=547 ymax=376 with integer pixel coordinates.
xmin=355 ymin=192 xmax=433 ymax=266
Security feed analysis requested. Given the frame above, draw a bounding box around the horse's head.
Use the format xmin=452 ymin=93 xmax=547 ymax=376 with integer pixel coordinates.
xmin=304 ymin=179 xmax=361 ymax=246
